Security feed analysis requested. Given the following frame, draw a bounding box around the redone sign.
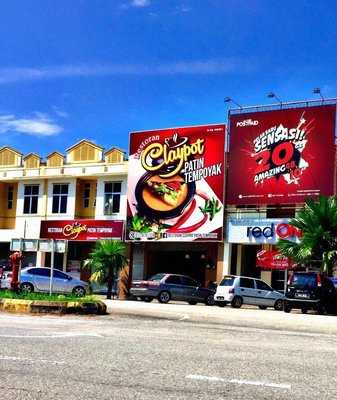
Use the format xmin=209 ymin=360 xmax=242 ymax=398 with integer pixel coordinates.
xmin=227 ymin=218 xmax=302 ymax=244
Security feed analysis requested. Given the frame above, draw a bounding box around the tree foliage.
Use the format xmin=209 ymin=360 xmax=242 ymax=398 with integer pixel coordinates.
xmin=84 ymin=240 xmax=127 ymax=299
xmin=277 ymin=196 xmax=337 ymax=273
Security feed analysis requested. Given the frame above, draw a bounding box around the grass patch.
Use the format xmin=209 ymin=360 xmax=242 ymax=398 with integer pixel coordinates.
xmin=0 ymin=290 xmax=98 ymax=303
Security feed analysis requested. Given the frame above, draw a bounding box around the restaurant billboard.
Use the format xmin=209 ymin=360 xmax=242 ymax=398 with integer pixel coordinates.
xmin=227 ymin=105 xmax=336 ymax=205
xmin=126 ymin=124 xmax=225 ymax=241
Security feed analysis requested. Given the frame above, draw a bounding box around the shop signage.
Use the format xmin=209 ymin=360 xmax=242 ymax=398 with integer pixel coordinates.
xmin=227 ymin=105 xmax=336 ymax=205
xmin=227 ymin=218 xmax=302 ymax=244
xmin=256 ymin=250 xmax=295 ymax=270
xmin=40 ymin=220 xmax=124 ymax=241
xmin=126 ymin=124 xmax=225 ymax=241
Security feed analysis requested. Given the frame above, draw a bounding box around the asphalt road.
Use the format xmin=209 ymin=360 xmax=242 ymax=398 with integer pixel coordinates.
xmin=1 ymin=309 xmax=337 ymax=400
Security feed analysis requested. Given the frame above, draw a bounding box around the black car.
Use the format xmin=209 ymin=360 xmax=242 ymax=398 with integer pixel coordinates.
xmin=284 ymin=271 xmax=336 ymax=314
xmin=130 ymin=273 xmax=215 ymax=305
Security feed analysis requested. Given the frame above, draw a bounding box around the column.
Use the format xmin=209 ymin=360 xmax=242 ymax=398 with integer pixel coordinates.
xmin=236 ymin=244 xmax=242 ymax=275
xmin=36 ymin=251 xmax=46 ymax=268
xmin=216 ymin=242 xmax=232 ymax=283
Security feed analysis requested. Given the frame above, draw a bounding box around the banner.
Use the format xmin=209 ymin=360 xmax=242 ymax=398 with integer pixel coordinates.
xmin=126 ymin=124 xmax=225 ymax=241
xmin=227 ymin=105 xmax=336 ymax=205
xmin=40 ymin=220 xmax=124 ymax=241
xmin=256 ymin=250 xmax=295 ymax=270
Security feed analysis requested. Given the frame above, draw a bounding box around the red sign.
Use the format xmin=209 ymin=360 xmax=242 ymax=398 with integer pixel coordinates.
xmin=126 ymin=124 xmax=225 ymax=241
xmin=40 ymin=220 xmax=124 ymax=241
xmin=227 ymin=105 xmax=336 ymax=205
xmin=256 ymin=250 xmax=295 ymax=270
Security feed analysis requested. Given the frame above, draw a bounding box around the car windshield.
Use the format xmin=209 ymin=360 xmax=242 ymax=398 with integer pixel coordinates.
xmin=148 ymin=273 xmax=166 ymax=281
xmin=219 ymin=276 xmax=235 ymax=286
xmin=292 ymin=273 xmax=317 ymax=288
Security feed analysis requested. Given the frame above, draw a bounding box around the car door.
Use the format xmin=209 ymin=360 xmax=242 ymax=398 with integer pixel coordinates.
xmin=164 ymin=275 xmax=185 ymax=300
xmin=52 ymin=270 xmax=71 ymax=293
xmin=255 ymin=279 xmax=276 ymax=307
xmin=238 ymin=277 xmax=256 ymax=305
xmin=180 ymin=276 xmax=200 ymax=301
xmin=32 ymin=268 xmax=51 ymax=292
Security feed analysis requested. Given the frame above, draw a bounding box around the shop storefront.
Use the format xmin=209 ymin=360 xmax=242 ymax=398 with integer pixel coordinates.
xmin=40 ymin=219 xmax=124 ymax=279
xmin=226 ymin=217 xmax=301 ymax=289
xmin=126 ymin=124 xmax=226 ymax=285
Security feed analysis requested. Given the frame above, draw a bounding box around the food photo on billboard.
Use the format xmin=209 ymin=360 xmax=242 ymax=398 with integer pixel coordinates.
xmin=126 ymin=124 xmax=225 ymax=241
xmin=227 ymin=105 xmax=336 ymax=205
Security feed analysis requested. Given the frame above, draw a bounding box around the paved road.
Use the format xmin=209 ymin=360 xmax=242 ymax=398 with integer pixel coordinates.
xmin=1 ymin=309 xmax=337 ymax=400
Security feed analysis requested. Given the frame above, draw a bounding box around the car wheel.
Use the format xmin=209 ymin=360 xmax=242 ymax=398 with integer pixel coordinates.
xmin=20 ymin=282 xmax=34 ymax=294
xmin=231 ymin=296 xmax=243 ymax=308
xmin=158 ymin=291 xmax=171 ymax=304
xmin=258 ymin=305 xmax=267 ymax=310
xmin=143 ymin=297 xmax=153 ymax=303
xmin=316 ymin=303 xmax=325 ymax=315
xmin=284 ymin=303 xmax=292 ymax=313
xmin=216 ymin=302 xmax=226 ymax=307
xmin=72 ymin=286 xmax=86 ymax=297
xmin=301 ymin=308 xmax=308 ymax=314
xmin=188 ymin=300 xmax=197 ymax=305
xmin=205 ymin=294 xmax=215 ymax=306
xmin=274 ymin=299 xmax=284 ymax=311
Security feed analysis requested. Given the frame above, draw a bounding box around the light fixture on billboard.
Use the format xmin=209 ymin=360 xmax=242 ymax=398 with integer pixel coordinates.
xmin=185 ymin=253 xmax=191 ymax=260
xmin=224 ymin=97 xmax=242 ymax=109
xmin=267 ymin=92 xmax=282 ymax=105
xmin=313 ymin=87 xmax=324 ymax=101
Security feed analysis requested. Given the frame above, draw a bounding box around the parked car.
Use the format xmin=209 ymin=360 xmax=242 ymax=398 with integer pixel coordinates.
xmin=214 ymin=275 xmax=284 ymax=310
xmin=130 ymin=273 xmax=215 ymax=305
xmin=284 ymin=271 xmax=337 ymax=314
xmin=18 ymin=267 xmax=89 ymax=296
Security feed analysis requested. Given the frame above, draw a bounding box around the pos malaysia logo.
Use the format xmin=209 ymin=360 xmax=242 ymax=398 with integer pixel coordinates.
xmin=253 ymin=112 xmax=308 ymax=186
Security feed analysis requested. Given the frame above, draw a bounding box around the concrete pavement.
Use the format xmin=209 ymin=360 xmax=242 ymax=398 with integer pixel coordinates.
xmin=104 ymin=298 xmax=337 ymax=335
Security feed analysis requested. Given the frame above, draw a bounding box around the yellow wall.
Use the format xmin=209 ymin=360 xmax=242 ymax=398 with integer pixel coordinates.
xmin=68 ymin=142 xmax=101 ymax=163
xmin=0 ymin=149 xmax=20 ymax=167
xmin=47 ymin=153 xmax=64 ymax=167
xmin=0 ymin=182 xmax=17 ymax=228
xmin=105 ymin=149 xmax=123 ymax=163
xmin=24 ymin=155 xmax=40 ymax=169
xmin=75 ymin=179 xmax=97 ymax=218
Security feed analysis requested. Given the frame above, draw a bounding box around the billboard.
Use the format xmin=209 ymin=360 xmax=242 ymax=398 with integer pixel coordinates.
xmin=40 ymin=220 xmax=124 ymax=241
xmin=126 ymin=124 xmax=225 ymax=241
xmin=227 ymin=105 xmax=336 ymax=205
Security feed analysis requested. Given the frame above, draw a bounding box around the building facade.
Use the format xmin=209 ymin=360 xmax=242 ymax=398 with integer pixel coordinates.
xmin=0 ymin=140 xmax=128 ymax=276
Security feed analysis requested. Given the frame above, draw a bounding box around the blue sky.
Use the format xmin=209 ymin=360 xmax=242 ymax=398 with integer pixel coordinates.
xmin=0 ymin=0 xmax=335 ymax=156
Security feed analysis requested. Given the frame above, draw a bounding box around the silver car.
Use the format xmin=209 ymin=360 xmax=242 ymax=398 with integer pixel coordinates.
xmin=19 ymin=267 xmax=89 ymax=297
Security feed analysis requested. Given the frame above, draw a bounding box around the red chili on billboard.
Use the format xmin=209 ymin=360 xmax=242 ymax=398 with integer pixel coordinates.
xmin=126 ymin=124 xmax=225 ymax=241
xmin=40 ymin=220 xmax=124 ymax=241
xmin=227 ymin=105 xmax=336 ymax=205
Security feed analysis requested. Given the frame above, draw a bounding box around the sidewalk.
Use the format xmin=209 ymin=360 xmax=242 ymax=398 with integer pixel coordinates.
xmin=103 ymin=299 xmax=337 ymax=335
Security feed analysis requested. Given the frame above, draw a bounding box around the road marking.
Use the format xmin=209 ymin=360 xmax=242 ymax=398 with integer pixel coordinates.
xmin=186 ymin=374 xmax=291 ymax=390
xmin=178 ymin=315 xmax=190 ymax=321
xmin=0 ymin=356 xmax=66 ymax=365
xmin=0 ymin=333 xmax=103 ymax=339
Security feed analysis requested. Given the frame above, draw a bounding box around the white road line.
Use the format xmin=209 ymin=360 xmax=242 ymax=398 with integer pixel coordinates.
xmin=0 ymin=356 xmax=66 ymax=365
xmin=0 ymin=333 xmax=103 ymax=339
xmin=178 ymin=315 xmax=190 ymax=321
xmin=186 ymin=374 xmax=291 ymax=390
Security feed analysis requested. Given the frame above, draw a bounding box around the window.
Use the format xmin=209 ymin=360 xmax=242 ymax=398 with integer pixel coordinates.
xmin=7 ymin=185 xmax=13 ymax=209
xmin=54 ymin=270 xmax=69 ymax=280
xmin=23 ymin=185 xmax=39 ymax=214
xmin=239 ymin=278 xmax=255 ymax=289
xmin=181 ymin=277 xmax=198 ymax=287
xmin=165 ymin=275 xmax=182 ymax=285
xmin=220 ymin=276 xmax=235 ymax=286
xmin=52 ymin=184 xmax=69 ymax=213
xmin=28 ymin=268 xmax=50 ymax=277
xmin=104 ymin=182 xmax=121 ymax=214
xmin=83 ymin=183 xmax=90 ymax=208
xmin=256 ymin=280 xmax=272 ymax=291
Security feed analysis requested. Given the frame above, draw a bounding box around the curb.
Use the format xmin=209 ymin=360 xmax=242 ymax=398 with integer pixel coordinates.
xmin=0 ymin=298 xmax=107 ymax=315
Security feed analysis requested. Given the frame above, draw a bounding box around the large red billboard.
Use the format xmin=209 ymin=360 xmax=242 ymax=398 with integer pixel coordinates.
xmin=40 ymin=220 xmax=124 ymax=241
xmin=126 ymin=124 xmax=225 ymax=241
xmin=227 ymin=105 xmax=336 ymax=205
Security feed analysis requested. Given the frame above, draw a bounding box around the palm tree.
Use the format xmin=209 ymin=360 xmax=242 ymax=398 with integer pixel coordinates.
xmin=277 ymin=196 xmax=337 ymax=274
xmin=84 ymin=240 xmax=127 ymax=299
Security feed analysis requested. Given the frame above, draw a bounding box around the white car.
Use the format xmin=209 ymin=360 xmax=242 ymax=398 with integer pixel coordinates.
xmin=214 ymin=275 xmax=284 ymax=311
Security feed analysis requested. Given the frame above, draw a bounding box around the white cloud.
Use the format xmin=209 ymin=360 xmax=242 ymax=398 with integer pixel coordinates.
xmin=52 ymin=106 xmax=69 ymax=118
xmin=0 ymin=113 xmax=62 ymax=136
xmin=0 ymin=59 xmax=253 ymax=84
xmin=131 ymin=0 xmax=151 ymax=7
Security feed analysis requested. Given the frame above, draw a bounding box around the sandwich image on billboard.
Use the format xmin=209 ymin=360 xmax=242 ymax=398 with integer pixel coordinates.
xmin=227 ymin=105 xmax=336 ymax=205
xmin=126 ymin=124 xmax=225 ymax=241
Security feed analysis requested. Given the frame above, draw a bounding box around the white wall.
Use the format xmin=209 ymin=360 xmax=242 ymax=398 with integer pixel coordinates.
xmin=95 ymin=175 xmax=127 ymax=220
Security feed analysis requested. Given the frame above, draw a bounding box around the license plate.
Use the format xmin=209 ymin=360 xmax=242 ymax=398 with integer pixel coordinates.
xmin=295 ymin=293 xmax=309 ymax=299
xmin=216 ymin=296 xmax=224 ymax=300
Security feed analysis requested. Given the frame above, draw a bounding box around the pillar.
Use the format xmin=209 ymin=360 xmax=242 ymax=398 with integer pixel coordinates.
xmin=236 ymin=244 xmax=242 ymax=275
xmin=216 ymin=242 xmax=232 ymax=283
xmin=36 ymin=251 xmax=46 ymax=268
